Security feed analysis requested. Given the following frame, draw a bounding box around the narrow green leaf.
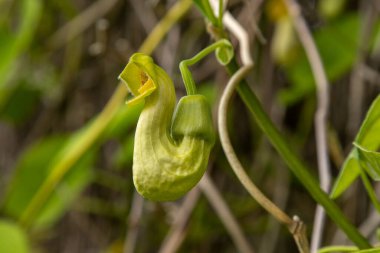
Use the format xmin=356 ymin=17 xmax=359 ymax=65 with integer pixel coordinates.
xmin=355 ymin=96 xmax=380 ymax=149
xmin=0 ymin=219 xmax=29 ymax=253
xmin=352 ymin=249 xmax=380 ymax=253
xmin=330 ymin=150 xmax=361 ymax=198
xmin=0 ymin=80 xmax=40 ymax=124
xmin=1 ymin=136 xmax=95 ymax=230
xmin=331 ymin=95 xmax=380 ymax=198
xmin=279 ymin=13 xmax=379 ymax=105
xmin=0 ymin=0 xmax=42 ymax=85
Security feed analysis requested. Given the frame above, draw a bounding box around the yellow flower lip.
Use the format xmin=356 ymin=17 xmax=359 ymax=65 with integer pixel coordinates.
xmin=126 ymin=77 xmax=156 ymax=106
xmin=118 ymin=53 xmax=158 ymax=106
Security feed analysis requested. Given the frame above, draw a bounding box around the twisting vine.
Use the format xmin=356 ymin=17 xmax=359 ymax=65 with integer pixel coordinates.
xmin=203 ymin=1 xmax=310 ymax=251
xmin=217 ymin=64 xmax=309 ymax=253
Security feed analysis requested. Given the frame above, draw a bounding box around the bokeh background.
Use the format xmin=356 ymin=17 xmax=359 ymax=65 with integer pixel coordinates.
xmin=1 ymin=0 xmax=380 ymax=252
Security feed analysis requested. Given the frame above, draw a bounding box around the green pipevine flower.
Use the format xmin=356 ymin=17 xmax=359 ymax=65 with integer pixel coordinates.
xmin=119 ymin=53 xmax=215 ymax=201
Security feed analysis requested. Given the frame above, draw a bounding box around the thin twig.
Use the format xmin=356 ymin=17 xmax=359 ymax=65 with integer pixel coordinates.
xmin=359 ymin=63 xmax=380 ymax=87
xmin=259 ymin=159 xmax=290 ymax=253
xmin=199 ymin=174 xmax=255 ymax=253
xmin=284 ymin=1 xmax=331 ymax=251
xmin=360 ymin=208 xmax=380 ymax=240
xmin=124 ymin=192 xmax=144 ymax=253
xmin=217 ymin=63 xmax=309 ymax=253
xmin=47 ymin=0 xmax=120 ymax=49
xmin=159 ymin=166 xmax=255 ymax=253
xmin=159 ymin=173 xmax=256 ymax=253
xmin=130 ymin=0 xmax=157 ymax=34
xmin=209 ymin=1 xmax=309 ymax=251
xmin=347 ymin=2 xmax=376 ymax=140
xmin=218 ymin=65 xmax=289 ymax=226
xmin=158 ymin=188 xmax=201 ymax=253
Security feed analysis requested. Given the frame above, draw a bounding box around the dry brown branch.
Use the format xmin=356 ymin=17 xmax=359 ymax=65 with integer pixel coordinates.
xmin=123 ymin=192 xmax=144 ymax=253
xmin=199 ymin=174 xmax=255 ymax=253
xmin=217 ymin=64 xmax=309 ymax=253
xmin=158 ymin=188 xmax=201 ymax=253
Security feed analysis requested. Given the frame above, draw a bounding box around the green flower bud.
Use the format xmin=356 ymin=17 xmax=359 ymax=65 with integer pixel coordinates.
xmin=119 ymin=53 xmax=215 ymax=201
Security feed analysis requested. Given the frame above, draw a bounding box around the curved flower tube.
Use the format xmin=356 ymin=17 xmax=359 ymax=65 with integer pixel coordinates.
xmin=119 ymin=53 xmax=215 ymax=201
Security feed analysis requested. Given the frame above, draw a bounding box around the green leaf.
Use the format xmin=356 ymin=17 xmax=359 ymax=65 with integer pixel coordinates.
xmin=352 ymin=249 xmax=380 ymax=253
xmin=330 ymin=150 xmax=361 ymax=199
xmin=0 ymin=80 xmax=40 ymax=124
xmin=279 ymin=13 xmax=379 ymax=105
xmin=103 ymin=100 xmax=143 ymax=139
xmin=193 ymin=0 xmax=219 ymax=26
xmin=331 ymin=95 xmax=380 ymax=198
xmin=355 ymin=96 xmax=380 ymax=150
xmin=0 ymin=219 xmax=29 ymax=253
xmin=318 ymin=0 xmax=347 ymax=19
xmin=355 ymin=143 xmax=380 ymax=181
xmin=0 ymin=0 xmax=43 ymax=112
xmin=0 ymin=0 xmax=42 ymax=86
xmin=2 ymin=135 xmax=94 ymax=230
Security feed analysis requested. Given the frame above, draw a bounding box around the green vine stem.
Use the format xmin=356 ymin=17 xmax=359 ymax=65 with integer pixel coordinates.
xmin=317 ymin=245 xmax=358 ymax=253
xmin=179 ymin=39 xmax=232 ymax=95
xmin=225 ymin=58 xmax=371 ymax=249
xmin=18 ymin=0 xmax=193 ymax=228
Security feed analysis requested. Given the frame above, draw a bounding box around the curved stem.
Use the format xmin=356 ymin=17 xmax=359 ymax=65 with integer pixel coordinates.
xmin=218 ymin=64 xmax=310 ymax=253
xmin=225 ymin=58 xmax=371 ymax=249
xmin=218 ymin=64 xmax=293 ymax=226
xmin=179 ymin=39 xmax=231 ymax=95
xmin=210 ymin=0 xmax=252 ymax=66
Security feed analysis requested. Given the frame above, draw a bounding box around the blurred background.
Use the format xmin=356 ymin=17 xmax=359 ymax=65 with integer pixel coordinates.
xmin=0 ymin=0 xmax=380 ymax=252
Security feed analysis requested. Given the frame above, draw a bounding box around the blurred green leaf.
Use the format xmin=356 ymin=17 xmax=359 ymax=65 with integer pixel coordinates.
xmin=352 ymin=249 xmax=380 ymax=253
xmin=104 ymin=103 xmax=143 ymax=140
xmin=2 ymin=135 xmax=94 ymax=230
xmin=318 ymin=0 xmax=347 ymax=19
xmin=0 ymin=219 xmax=29 ymax=253
xmin=331 ymin=95 xmax=380 ymax=198
xmin=113 ymin=134 xmax=134 ymax=170
xmin=279 ymin=13 xmax=378 ymax=105
xmin=0 ymin=0 xmax=42 ymax=85
xmin=0 ymin=80 xmax=40 ymax=124
xmin=0 ymin=0 xmax=42 ymax=109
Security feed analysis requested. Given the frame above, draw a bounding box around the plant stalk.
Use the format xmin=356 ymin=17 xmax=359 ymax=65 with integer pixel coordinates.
xmin=225 ymin=59 xmax=371 ymax=249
